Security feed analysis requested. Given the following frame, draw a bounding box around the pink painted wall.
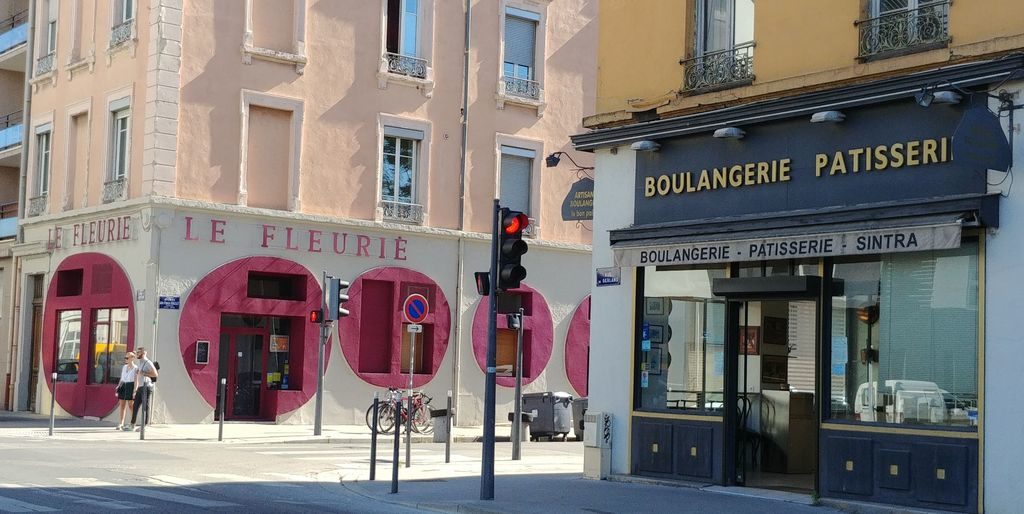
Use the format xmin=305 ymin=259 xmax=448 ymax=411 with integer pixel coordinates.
xmin=246 ymin=105 xmax=291 ymax=210
xmin=41 ymin=253 xmax=135 ymax=418
xmin=564 ymin=296 xmax=591 ymax=397
xmin=176 ymin=0 xmax=596 ymax=244
xmin=471 ymin=283 xmax=553 ymax=388
xmin=337 ymin=266 xmax=452 ymax=388
xmin=28 ymin=0 xmax=149 ymax=213
xmin=178 ymin=256 xmax=328 ymax=417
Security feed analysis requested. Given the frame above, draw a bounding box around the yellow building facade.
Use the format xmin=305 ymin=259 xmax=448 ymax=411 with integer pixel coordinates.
xmin=578 ymin=2 xmax=1024 ymax=513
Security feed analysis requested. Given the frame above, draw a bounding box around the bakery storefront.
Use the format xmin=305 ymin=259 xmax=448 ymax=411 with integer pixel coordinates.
xmin=576 ymin=61 xmax=1017 ymax=513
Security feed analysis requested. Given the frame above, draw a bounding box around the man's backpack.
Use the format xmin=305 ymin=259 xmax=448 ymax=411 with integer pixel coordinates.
xmin=151 ymin=361 xmax=160 ymax=383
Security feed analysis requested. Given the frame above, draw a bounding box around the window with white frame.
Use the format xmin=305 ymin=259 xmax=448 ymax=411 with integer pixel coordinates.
xmin=115 ymin=0 xmax=135 ymax=24
xmin=109 ymin=108 xmax=130 ymax=181
xmin=502 ymin=7 xmax=540 ymax=100
xmin=386 ymin=0 xmax=418 ymax=57
xmin=35 ymin=0 xmax=58 ymax=75
xmin=36 ymin=130 xmax=52 ymax=196
xmin=45 ymin=0 xmax=57 ymax=54
xmin=684 ymin=0 xmax=754 ymax=92
xmin=499 ymin=145 xmax=533 ymax=216
xmin=380 ymin=126 xmax=424 ymax=223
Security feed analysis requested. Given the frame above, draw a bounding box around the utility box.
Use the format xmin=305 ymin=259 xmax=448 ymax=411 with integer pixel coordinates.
xmin=583 ymin=411 xmax=612 ymax=479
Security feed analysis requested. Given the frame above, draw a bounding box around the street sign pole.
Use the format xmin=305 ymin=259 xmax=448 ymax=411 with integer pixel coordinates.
xmin=406 ymin=325 xmax=416 ymax=468
xmin=315 ymin=271 xmax=327 ymax=436
xmin=481 ymin=199 xmax=499 ymax=500
xmin=512 ymin=308 xmax=525 ymax=460
xmin=48 ymin=372 xmax=56 ymax=436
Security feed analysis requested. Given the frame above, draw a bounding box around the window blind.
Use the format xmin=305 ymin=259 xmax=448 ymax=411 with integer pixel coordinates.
xmin=504 ymin=13 xmax=537 ymax=70
xmin=500 ymin=154 xmax=532 ymax=215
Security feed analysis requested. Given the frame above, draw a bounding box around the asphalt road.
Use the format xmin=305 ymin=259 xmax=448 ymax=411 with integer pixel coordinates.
xmin=0 ymin=435 xmax=436 ymax=513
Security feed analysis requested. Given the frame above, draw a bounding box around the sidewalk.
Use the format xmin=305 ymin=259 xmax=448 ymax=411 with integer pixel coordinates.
xmin=0 ymin=410 xmax=511 ymax=444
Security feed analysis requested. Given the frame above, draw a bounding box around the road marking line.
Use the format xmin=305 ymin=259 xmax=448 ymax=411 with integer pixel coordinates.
xmin=23 ymin=484 xmax=138 ymax=510
xmin=57 ymin=478 xmax=237 ymax=508
xmin=256 ymin=450 xmax=368 ymax=455
xmin=0 ymin=492 xmax=58 ymax=512
xmin=201 ymin=473 xmax=300 ymax=488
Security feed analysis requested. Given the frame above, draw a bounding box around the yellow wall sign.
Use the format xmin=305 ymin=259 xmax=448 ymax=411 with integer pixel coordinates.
xmin=644 ymin=137 xmax=950 ymax=199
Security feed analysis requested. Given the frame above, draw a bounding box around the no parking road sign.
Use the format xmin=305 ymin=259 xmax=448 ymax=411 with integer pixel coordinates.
xmin=403 ymin=293 xmax=429 ymax=324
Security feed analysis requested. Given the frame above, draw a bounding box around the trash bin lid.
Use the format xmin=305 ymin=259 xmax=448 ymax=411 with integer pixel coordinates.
xmin=553 ymin=391 xmax=573 ymax=399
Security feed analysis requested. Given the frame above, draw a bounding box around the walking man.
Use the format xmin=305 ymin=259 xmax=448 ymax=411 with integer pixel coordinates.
xmin=129 ymin=347 xmax=158 ymax=431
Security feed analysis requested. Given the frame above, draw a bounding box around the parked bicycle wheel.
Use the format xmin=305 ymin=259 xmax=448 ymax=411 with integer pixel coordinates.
xmin=412 ymin=404 xmax=433 ymax=434
xmin=377 ymin=401 xmax=397 ymax=434
xmin=365 ymin=404 xmax=386 ymax=434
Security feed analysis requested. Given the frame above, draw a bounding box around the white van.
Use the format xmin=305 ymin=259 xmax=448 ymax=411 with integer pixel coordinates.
xmin=854 ymin=380 xmax=947 ymax=424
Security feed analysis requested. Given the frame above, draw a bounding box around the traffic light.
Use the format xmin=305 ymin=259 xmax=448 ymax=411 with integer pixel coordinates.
xmin=498 ymin=209 xmax=529 ymax=291
xmin=326 ymin=278 xmax=351 ymax=320
xmin=309 ymin=310 xmax=323 ymax=323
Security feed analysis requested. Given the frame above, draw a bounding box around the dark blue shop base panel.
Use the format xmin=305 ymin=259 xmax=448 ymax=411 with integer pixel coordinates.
xmin=821 ymin=429 xmax=978 ymax=513
xmin=631 ymin=417 xmax=723 ymax=482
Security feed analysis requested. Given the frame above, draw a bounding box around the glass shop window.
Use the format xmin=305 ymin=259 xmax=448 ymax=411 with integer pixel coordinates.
xmin=247 ymin=272 xmax=305 ymax=300
xmin=88 ymin=307 xmax=129 ymax=385
xmin=829 ymin=240 xmax=979 ymax=428
xmin=265 ymin=317 xmax=295 ymax=390
xmin=636 ymin=267 xmax=727 ymax=413
xmin=56 ymin=310 xmax=83 ymax=383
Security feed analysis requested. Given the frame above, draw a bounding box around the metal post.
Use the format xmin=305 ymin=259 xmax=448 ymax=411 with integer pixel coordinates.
xmin=315 ymin=272 xmax=327 ymax=436
xmin=218 ymin=378 xmax=226 ymax=442
xmin=391 ymin=398 xmax=400 ymax=494
xmin=512 ymin=308 xmax=524 ymax=460
xmin=481 ymin=199 xmax=500 ymax=500
xmin=445 ymin=390 xmax=452 ymax=464
xmin=139 ymin=386 xmax=148 ymax=441
xmin=48 ymin=373 xmax=56 ymax=436
xmin=406 ymin=330 xmax=414 ymax=468
xmin=370 ymin=393 xmax=379 ymax=480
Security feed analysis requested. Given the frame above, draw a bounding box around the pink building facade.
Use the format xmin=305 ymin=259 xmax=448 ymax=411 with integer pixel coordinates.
xmin=3 ymin=0 xmax=596 ymax=425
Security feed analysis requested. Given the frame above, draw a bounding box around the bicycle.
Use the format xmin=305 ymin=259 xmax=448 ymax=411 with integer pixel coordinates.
xmin=365 ymin=387 xmax=433 ymax=435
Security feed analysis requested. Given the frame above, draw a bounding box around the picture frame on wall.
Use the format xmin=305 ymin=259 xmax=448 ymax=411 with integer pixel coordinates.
xmin=645 ymin=297 xmax=665 ymax=316
xmin=646 ymin=347 xmax=663 ymax=375
xmin=741 ymin=326 xmax=760 ymax=355
xmin=648 ymin=324 xmax=664 ymax=343
xmin=763 ymin=316 xmax=788 ymax=346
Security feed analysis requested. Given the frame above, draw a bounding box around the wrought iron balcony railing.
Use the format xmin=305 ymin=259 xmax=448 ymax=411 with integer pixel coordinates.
xmin=102 ymin=177 xmax=127 ymax=203
xmin=109 ymin=19 xmax=134 ymax=48
xmin=27 ymin=195 xmax=47 ymax=217
xmin=857 ymin=1 xmax=950 ymax=59
xmin=681 ymin=41 xmax=755 ymax=93
xmin=381 ymin=200 xmax=424 ymax=224
xmin=35 ymin=52 xmax=54 ymax=75
xmin=383 ymin=52 xmax=428 ymax=79
xmin=500 ymin=76 xmax=541 ymax=101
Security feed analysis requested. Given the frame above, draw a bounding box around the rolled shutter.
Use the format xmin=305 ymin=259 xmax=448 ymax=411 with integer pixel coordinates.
xmin=504 ymin=14 xmax=537 ymax=71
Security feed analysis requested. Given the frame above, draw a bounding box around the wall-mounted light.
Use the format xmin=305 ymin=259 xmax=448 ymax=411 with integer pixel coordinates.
xmin=630 ymin=140 xmax=661 ymax=152
xmin=545 ymin=152 xmax=563 ymax=167
xmin=915 ymin=88 xmax=962 ymax=107
xmin=712 ymin=127 xmax=745 ymax=139
xmin=810 ymin=110 xmax=846 ymax=123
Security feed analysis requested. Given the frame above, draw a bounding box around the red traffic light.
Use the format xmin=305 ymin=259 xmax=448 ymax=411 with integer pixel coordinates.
xmin=503 ymin=212 xmax=529 ymax=235
xmin=310 ymin=309 xmax=323 ymax=323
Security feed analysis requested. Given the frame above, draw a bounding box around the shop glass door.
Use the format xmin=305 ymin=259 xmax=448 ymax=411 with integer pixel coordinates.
xmin=731 ymin=299 xmax=818 ymax=493
xmin=224 ymin=331 xmax=265 ymax=419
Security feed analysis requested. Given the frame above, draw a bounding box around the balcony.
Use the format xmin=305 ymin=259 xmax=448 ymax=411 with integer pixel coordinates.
xmin=680 ymin=41 xmax=755 ymax=94
xmin=857 ymin=1 xmax=950 ymax=60
xmin=500 ymin=76 xmax=541 ymax=101
xmin=0 ymin=9 xmax=27 ymax=71
xmin=0 ymin=201 xmax=16 ymax=240
xmin=110 ymin=19 xmax=135 ymax=48
xmin=380 ymin=200 xmax=424 ymax=225
xmin=102 ymin=177 xmax=127 ymax=203
xmin=35 ymin=52 xmax=54 ymax=75
xmin=26 ymin=194 xmax=46 ymax=218
xmin=0 ymin=110 xmax=22 ymax=152
xmin=383 ymin=52 xmax=428 ymax=79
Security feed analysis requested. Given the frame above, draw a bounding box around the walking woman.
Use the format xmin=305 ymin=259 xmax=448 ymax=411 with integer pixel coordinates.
xmin=116 ymin=352 xmax=138 ymax=430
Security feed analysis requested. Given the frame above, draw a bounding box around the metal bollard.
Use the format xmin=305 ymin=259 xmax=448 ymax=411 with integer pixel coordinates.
xmin=139 ymin=386 xmax=148 ymax=441
xmin=391 ymin=398 xmax=400 ymax=494
xmin=218 ymin=378 xmax=226 ymax=442
xmin=370 ymin=393 xmax=378 ymax=481
xmin=48 ymin=373 xmax=57 ymax=437
xmin=445 ymin=390 xmax=452 ymax=464
xmin=405 ymin=392 xmax=412 ymax=468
